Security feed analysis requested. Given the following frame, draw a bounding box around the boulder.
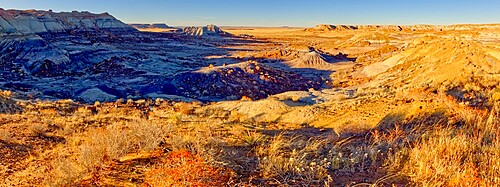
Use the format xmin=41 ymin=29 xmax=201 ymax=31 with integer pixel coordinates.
xmin=77 ymin=88 xmax=117 ymax=103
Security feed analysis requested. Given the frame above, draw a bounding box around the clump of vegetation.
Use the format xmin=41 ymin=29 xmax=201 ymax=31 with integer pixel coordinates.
xmin=2 ymin=92 xmax=499 ymax=186
xmin=395 ymin=104 xmax=500 ymax=186
xmin=144 ymin=149 xmax=232 ymax=187
xmin=255 ymin=134 xmax=332 ymax=186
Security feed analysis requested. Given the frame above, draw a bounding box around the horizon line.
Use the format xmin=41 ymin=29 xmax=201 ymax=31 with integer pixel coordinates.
xmin=127 ymin=23 xmax=500 ymax=28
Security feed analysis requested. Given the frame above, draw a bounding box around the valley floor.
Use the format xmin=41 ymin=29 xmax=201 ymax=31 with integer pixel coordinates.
xmin=2 ymin=26 xmax=500 ymax=186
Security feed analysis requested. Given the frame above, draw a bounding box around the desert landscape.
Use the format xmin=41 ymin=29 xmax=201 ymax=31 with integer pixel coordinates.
xmin=0 ymin=4 xmax=499 ymax=187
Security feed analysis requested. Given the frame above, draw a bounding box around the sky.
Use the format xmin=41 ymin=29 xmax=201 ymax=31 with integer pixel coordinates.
xmin=1 ymin=0 xmax=499 ymax=27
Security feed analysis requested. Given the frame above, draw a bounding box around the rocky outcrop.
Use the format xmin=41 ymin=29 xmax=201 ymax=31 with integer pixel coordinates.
xmin=357 ymin=25 xmax=403 ymax=31
xmin=285 ymin=49 xmax=351 ymax=69
xmin=365 ymin=37 xmax=500 ymax=89
xmin=0 ymin=9 xmax=138 ymax=77
xmin=0 ymin=9 xmax=136 ymax=35
xmin=76 ymin=88 xmax=117 ymax=103
xmin=0 ymin=35 xmax=72 ymax=77
xmin=305 ymin=24 xmax=358 ymax=32
xmin=181 ymin=24 xmax=231 ymax=37
xmin=172 ymin=61 xmax=322 ymax=101
xmin=130 ymin=23 xmax=172 ymax=29
xmin=0 ymin=9 xmax=332 ymax=103
xmin=295 ymin=51 xmax=331 ymax=66
xmin=307 ymin=23 xmax=500 ymax=32
xmin=287 ymin=51 xmax=337 ymax=68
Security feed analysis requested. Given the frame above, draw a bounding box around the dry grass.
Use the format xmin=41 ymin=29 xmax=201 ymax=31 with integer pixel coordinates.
xmin=255 ymin=134 xmax=332 ymax=186
xmin=45 ymin=119 xmax=169 ymax=186
xmin=3 ymin=24 xmax=500 ymax=186
xmin=144 ymin=149 xmax=231 ymax=187
xmin=395 ymin=104 xmax=500 ymax=186
xmin=0 ymin=131 xmax=12 ymax=143
xmin=2 ymin=91 xmax=500 ymax=186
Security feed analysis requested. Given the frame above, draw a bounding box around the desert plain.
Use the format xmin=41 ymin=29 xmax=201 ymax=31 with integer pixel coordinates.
xmin=0 ymin=9 xmax=499 ymax=186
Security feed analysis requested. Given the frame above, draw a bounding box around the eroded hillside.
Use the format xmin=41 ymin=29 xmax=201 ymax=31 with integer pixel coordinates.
xmin=1 ymin=10 xmax=500 ymax=186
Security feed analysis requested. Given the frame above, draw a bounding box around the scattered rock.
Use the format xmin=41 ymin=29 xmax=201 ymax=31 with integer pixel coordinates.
xmin=173 ymin=61 xmax=322 ymax=101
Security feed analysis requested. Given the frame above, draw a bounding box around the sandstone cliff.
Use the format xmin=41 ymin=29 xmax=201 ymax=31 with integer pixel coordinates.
xmin=0 ymin=9 xmax=136 ymax=35
xmin=181 ymin=24 xmax=231 ymax=37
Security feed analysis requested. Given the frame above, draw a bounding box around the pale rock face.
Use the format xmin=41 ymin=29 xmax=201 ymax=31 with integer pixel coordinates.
xmin=181 ymin=24 xmax=231 ymax=37
xmin=77 ymin=88 xmax=117 ymax=103
xmin=305 ymin=24 xmax=358 ymax=32
xmin=301 ymin=52 xmax=330 ymax=66
xmin=0 ymin=9 xmax=136 ymax=34
xmin=38 ymin=14 xmax=66 ymax=33
xmin=95 ymin=17 xmax=124 ymax=29
xmin=306 ymin=23 xmax=497 ymax=32
xmin=0 ymin=16 xmax=17 ymax=34
xmin=151 ymin=23 xmax=170 ymax=29
xmin=129 ymin=23 xmax=171 ymax=29
xmin=15 ymin=15 xmax=48 ymax=33
xmin=0 ymin=9 xmax=137 ymax=77
xmin=81 ymin=18 xmax=96 ymax=28
xmin=0 ymin=12 xmax=32 ymax=34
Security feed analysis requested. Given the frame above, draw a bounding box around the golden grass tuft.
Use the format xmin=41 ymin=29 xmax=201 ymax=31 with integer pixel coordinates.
xmin=391 ymin=103 xmax=500 ymax=186
xmin=46 ymin=119 xmax=169 ymax=186
xmin=4 ymin=90 xmax=500 ymax=186
xmin=255 ymin=134 xmax=332 ymax=185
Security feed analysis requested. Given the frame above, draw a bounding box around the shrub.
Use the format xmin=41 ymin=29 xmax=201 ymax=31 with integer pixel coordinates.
xmin=396 ymin=104 xmax=500 ymax=186
xmin=255 ymin=134 xmax=331 ymax=185
xmin=144 ymin=149 xmax=231 ymax=187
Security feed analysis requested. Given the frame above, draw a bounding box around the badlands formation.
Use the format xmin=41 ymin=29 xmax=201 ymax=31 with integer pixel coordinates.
xmin=181 ymin=24 xmax=233 ymax=37
xmin=1 ymin=9 xmax=500 ymax=186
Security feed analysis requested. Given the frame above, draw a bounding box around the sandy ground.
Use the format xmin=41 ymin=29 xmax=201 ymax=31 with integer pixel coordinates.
xmin=2 ymin=24 xmax=500 ymax=186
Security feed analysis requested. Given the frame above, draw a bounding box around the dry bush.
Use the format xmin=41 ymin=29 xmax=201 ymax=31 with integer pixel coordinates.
xmin=325 ymin=142 xmax=387 ymax=174
xmin=228 ymin=110 xmax=248 ymax=122
xmin=79 ymin=125 xmax=129 ymax=169
xmin=167 ymin=113 xmax=182 ymax=124
xmin=166 ymin=121 xmax=225 ymax=159
xmin=48 ymin=120 xmax=169 ymax=186
xmin=128 ymin=121 xmax=170 ymax=152
xmin=398 ymin=130 xmax=493 ymax=186
xmin=393 ymin=103 xmax=500 ymax=186
xmin=46 ymin=156 xmax=85 ymax=186
xmin=255 ymin=134 xmax=332 ymax=185
xmin=0 ymin=93 xmax=22 ymax=114
xmin=0 ymin=131 xmax=12 ymax=143
xmin=174 ymin=102 xmax=201 ymax=115
xmin=80 ymin=120 xmax=168 ymax=166
xmin=144 ymin=149 xmax=231 ymax=187
xmin=241 ymin=130 xmax=265 ymax=147
xmin=230 ymin=127 xmax=265 ymax=147
xmin=29 ymin=123 xmax=47 ymax=136
xmin=492 ymin=89 xmax=500 ymax=102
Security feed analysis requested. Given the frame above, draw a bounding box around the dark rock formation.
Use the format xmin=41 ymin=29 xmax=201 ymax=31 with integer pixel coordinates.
xmin=173 ymin=61 xmax=322 ymax=101
xmin=0 ymin=10 xmax=327 ymax=104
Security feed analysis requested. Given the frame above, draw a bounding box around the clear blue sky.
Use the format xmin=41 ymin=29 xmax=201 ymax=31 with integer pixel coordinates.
xmin=1 ymin=0 xmax=499 ymax=26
